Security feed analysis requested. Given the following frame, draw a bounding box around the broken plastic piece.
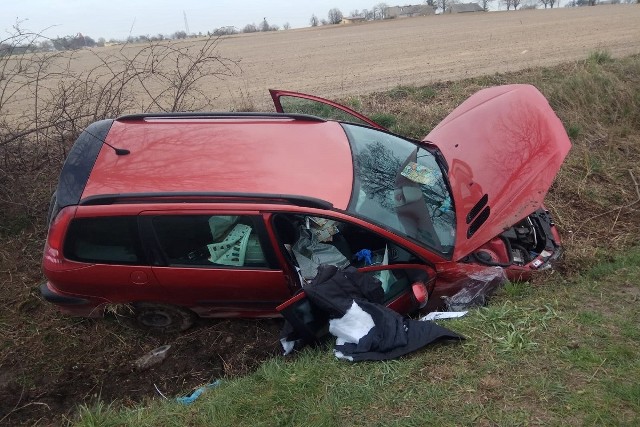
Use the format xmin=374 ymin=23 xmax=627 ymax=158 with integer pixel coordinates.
xmin=420 ymin=311 xmax=468 ymax=321
xmin=134 ymin=345 xmax=171 ymax=370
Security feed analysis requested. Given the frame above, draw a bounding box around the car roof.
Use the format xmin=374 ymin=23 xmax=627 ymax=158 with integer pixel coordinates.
xmin=81 ymin=115 xmax=354 ymax=210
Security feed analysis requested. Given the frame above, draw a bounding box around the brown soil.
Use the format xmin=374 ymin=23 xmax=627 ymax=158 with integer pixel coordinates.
xmin=0 ymin=288 xmax=284 ymax=425
xmin=171 ymin=5 xmax=640 ymax=110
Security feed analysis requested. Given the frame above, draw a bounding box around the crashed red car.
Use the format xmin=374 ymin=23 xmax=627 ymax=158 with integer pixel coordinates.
xmin=41 ymin=84 xmax=570 ymax=332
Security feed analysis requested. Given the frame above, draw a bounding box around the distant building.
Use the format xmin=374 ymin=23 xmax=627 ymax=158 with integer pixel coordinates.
xmin=446 ymin=3 xmax=486 ymax=13
xmin=385 ymin=4 xmax=437 ymax=18
xmin=341 ymin=16 xmax=367 ymax=24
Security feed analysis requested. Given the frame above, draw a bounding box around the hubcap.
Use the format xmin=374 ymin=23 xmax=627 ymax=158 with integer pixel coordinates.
xmin=140 ymin=310 xmax=172 ymax=327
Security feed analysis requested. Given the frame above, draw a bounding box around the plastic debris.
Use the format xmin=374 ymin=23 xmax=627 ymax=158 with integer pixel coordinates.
xmin=176 ymin=380 xmax=222 ymax=405
xmin=443 ymin=267 xmax=507 ymax=311
xmin=134 ymin=345 xmax=171 ymax=370
xmin=354 ymin=249 xmax=373 ymax=266
xmin=439 ymin=196 xmax=452 ymax=213
xmin=420 ymin=311 xmax=468 ymax=321
xmin=400 ymin=162 xmax=435 ymax=185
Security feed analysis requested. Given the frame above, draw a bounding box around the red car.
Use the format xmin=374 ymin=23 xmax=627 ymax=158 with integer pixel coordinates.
xmin=41 ymin=84 xmax=570 ymax=332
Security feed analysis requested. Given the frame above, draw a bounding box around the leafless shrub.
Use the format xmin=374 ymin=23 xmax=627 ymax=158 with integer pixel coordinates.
xmin=0 ymin=25 xmax=241 ymax=235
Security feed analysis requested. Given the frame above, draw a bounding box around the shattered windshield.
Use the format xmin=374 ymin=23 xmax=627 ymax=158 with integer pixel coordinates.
xmin=343 ymin=124 xmax=456 ymax=257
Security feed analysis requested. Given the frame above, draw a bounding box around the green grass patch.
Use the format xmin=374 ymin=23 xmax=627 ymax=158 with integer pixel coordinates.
xmin=74 ymin=247 xmax=640 ymax=426
xmin=369 ymin=113 xmax=397 ymax=128
xmin=587 ymin=50 xmax=613 ymax=65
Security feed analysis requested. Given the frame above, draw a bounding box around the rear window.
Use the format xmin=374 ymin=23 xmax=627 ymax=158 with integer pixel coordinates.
xmin=64 ymin=217 xmax=143 ymax=264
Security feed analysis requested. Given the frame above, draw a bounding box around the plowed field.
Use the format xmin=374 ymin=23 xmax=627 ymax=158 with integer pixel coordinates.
xmin=173 ymin=5 xmax=640 ymax=108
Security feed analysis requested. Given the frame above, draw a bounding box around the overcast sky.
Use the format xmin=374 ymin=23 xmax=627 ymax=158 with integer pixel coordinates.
xmin=2 ymin=0 xmax=393 ymax=40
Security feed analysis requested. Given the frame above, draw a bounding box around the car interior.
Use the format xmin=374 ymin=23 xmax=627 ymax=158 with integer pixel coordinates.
xmin=271 ymin=213 xmax=424 ymax=294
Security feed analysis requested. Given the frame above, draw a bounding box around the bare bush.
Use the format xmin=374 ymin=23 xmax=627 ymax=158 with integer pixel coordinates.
xmin=0 ymin=26 xmax=240 ymax=234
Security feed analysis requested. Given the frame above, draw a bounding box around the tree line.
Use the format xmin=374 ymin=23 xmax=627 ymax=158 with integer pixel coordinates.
xmin=4 ymin=0 xmax=636 ymax=54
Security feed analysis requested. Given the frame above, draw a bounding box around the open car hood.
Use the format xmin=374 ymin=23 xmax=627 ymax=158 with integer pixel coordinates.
xmin=423 ymin=84 xmax=571 ymax=260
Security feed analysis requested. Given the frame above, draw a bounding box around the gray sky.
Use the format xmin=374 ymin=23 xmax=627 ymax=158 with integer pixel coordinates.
xmin=2 ymin=0 xmax=389 ymax=40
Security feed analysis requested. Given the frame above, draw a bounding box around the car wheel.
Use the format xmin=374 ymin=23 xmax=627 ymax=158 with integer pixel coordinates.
xmin=132 ymin=302 xmax=197 ymax=333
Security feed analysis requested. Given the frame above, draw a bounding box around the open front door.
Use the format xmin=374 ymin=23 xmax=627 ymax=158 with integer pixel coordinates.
xmin=269 ymin=89 xmax=386 ymax=130
xmin=276 ymin=264 xmax=433 ymax=345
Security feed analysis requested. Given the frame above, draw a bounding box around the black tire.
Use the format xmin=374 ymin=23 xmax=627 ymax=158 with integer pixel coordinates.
xmin=132 ymin=302 xmax=197 ymax=333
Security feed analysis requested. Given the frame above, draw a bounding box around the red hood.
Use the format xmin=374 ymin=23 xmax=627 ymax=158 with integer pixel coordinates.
xmin=423 ymin=85 xmax=571 ymax=260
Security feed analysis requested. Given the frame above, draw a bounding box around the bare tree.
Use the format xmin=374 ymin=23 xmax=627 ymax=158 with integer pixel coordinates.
xmin=310 ymin=14 xmax=319 ymax=27
xmin=504 ymin=0 xmax=521 ymax=9
xmin=373 ymin=3 xmax=389 ymax=19
xmin=0 ymin=25 xmax=241 ymax=225
xmin=435 ymin=0 xmax=451 ymax=13
xmin=478 ymin=0 xmax=494 ymax=11
xmin=328 ymin=8 xmax=343 ymax=24
xmin=283 ymin=22 xmax=291 ymax=30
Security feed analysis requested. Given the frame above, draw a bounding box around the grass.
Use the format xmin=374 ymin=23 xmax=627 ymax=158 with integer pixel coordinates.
xmin=73 ymin=247 xmax=640 ymax=426
xmin=1 ymin=52 xmax=640 ymax=425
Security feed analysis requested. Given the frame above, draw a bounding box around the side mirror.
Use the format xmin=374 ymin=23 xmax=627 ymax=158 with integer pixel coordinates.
xmin=411 ymin=282 xmax=428 ymax=309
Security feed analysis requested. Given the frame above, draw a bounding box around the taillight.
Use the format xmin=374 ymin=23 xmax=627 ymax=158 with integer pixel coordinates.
xmin=43 ymin=206 xmax=77 ymax=271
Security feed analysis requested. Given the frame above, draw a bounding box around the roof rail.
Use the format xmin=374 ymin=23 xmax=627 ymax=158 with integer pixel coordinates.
xmin=79 ymin=192 xmax=333 ymax=210
xmin=116 ymin=112 xmax=326 ymax=122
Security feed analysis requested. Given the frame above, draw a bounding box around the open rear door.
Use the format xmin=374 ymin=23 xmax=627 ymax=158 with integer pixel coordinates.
xmin=269 ymin=89 xmax=386 ymax=130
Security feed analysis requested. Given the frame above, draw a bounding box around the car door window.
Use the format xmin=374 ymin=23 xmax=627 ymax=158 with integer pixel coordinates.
xmin=270 ymin=89 xmax=385 ymax=130
xmin=151 ymin=215 xmax=269 ymax=268
xmin=279 ymin=96 xmax=373 ymax=126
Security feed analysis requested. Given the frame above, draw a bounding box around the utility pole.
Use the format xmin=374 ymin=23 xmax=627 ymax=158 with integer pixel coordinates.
xmin=183 ymin=11 xmax=190 ymax=35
